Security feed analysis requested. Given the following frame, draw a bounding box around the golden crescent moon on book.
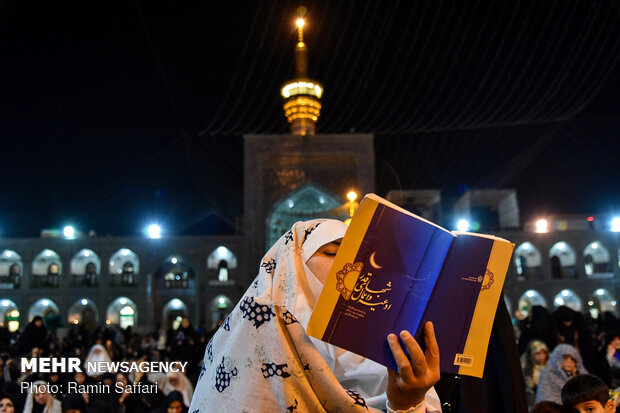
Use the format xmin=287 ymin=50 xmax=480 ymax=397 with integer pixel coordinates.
xmin=369 ymin=252 xmax=382 ymax=269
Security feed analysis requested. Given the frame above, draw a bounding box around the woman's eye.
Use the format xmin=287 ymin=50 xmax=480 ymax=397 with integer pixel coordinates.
xmin=323 ymin=250 xmax=337 ymax=256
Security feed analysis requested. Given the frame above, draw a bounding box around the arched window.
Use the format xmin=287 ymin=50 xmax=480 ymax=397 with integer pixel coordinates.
xmin=518 ymin=290 xmax=547 ymax=318
xmin=208 ymin=295 xmax=234 ymax=330
xmin=70 ymin=249 xmax=100 ymax=287
xmin=549 ymin=242 xmax=577 ymax=279
xmin=0 ymin=299 xmax=20 ymax=332
xmin=583 ymin=241 xmax=611 ymax=278
xmin=588 ymin=289 xmax=617 ymax=319
xmin=266 ymin=184 xmax=348 ymax=250
xmin=28 ymin=298 xmax=60 ymax=321
xmin=109 ymin=249 xmax=140 ymax=286
xmin=207 ymin=247 xmax=237 ymax=282
xmin=68 ymin=298 xmax=99 ymax=326
xmin=32 ymin=250 xmax=62 ymax=288
xmin=514 ymin=242 xmax=542 ymax=280
xmin=157 ymin=256 xmax=194 ymax=289
xmin=0 ymin=250 xmax=22 ymax=288
xmin=106 ymin=297 xmax=137 ymax=329
xmin=553 ymin=289 xmax=582 ymax=312
xmin=162 ymin=298 xmax=188 ymax=329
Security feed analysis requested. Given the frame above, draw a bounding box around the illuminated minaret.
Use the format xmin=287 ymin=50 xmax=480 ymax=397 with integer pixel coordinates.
xmin=281 ymin=7 xmax=323 ymax=136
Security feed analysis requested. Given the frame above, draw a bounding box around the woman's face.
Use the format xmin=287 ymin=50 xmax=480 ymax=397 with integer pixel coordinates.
xmin=534 ymin=349 xmax=548 ymax=365
xmin=306 ymin=240 xmax=341 ymax=284
xmin=75 ymin=372 xmax=86 ymax=385
xmin=167 ymin=400 xmax=183 ymax=413
xmin=0 ymin=397 xmax=15 ymax=413
xmin=34 ymin=391 xmax=48 ymax=405
xmin=562 ymin=354 xmax=577 ymax=373
xmin=116 ymin=373 xmax=128 ymax=386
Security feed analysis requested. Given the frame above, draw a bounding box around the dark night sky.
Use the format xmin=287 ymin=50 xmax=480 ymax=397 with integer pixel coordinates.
xmin=0 ymin=0 xmax=619 ymax=237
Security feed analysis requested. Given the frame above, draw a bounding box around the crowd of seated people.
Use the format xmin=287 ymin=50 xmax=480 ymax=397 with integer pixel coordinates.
xmin=0 ymin=316 xmax=210 ymax=413
xmin=516 ymin=305 xmax=620 ymax=412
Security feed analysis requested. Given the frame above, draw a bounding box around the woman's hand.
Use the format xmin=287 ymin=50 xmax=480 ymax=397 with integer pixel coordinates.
xmin=386 ymin=322 xmax=440 ymax=411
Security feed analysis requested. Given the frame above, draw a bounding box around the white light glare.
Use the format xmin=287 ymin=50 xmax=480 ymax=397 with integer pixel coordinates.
xmin=555 ymin=297 xmax=565 ymax=306
xmin=526 ymin=290 xmax=535 ymax=298
xmin=1 ymin=300 xmax=9 ymax=307
xmin=561 ymin=290 xmax=570 ymax=297
xmin=63 ymin=226 xmax=76 ymax=239
xmin=611 ymin=217 xmax=620 ymax=232
xmin=535 ymin=219 xmax=548 ymax=233
xmin=171 ymin=257 xmax=178 ymax=264
xmin=591 ymin=242 xmax=598 ymax=249
xmin=596 ymin=289 xmax=605 ymax=296
xmin=81 ymin=299 xmax=88 ymax=305
xmin=456 ymin=219 xmax=470 ymax=232
xmin=119 ymin=298 xmax=127 ymax=305
xmin=42 ymin=299 xmax=49 ymax=306
xmin=146 ymin=224 xmax=162 ymax=239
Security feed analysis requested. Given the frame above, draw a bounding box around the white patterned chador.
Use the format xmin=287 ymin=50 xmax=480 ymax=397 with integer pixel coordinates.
xmin=189 ymin=219 xmax=441 ymax=412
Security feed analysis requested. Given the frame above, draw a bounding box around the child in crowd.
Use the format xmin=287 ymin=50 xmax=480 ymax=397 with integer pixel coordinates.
xmin=561 ymin=374 xmax=616 ymax=413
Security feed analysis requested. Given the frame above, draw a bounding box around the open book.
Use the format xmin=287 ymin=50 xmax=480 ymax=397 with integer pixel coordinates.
xmin=306 ymin=193 xmax=514 ymax=378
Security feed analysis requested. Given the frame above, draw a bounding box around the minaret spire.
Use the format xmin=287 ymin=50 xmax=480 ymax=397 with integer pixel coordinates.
xmin=281 ymin=6 xmax=323 ymax=136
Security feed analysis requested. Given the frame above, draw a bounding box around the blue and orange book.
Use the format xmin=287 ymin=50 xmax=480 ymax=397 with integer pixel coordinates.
xmin=306 ymin=193 xmax=514 ymax=378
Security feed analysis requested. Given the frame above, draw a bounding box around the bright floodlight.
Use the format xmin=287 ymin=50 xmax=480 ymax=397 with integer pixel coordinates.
xmin=347 ymin=191 xmax=357 ymax=203
xmin=611 ymin=217 xmax=620 ymax=232
xmin=63 ymin=225 xmax=76 ymax=239
xmin=296 ymin=18 xmax=305 ymax=28
xmin=81 ymin=299 xmax=88 ymax=305
xmin=535 ymin=219 xmax=548 ymax=233
xmin=456 ymin=219 xmax=470 ymax=232
xmin=146 ymin=224 xmax=162 ymax=239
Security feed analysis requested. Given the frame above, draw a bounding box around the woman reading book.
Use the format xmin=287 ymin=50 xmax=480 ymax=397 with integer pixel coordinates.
xmin=189 ymin=219 xmax=441 ymax=412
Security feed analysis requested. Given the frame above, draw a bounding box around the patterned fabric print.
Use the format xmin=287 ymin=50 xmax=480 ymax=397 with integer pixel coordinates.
xmin=261 ymin=362 xmax=291 ymax=379
xmin=222 ymin=314 xmax=231 ymax=331
xmin=240 ymin=296 xmax=274 ymax=329
xmin=345 ymin=388 xmax=368 ymax=409
xmin=261 ymin=258 xmax=276 ymax=275
xmin=286 ymin=398 xmax=298 ymax=412
xmin=206 ymin=339 xmax=213 ymax=363
xmin=284 ymin=230 xmax=294 ymax=245
xmin=198 ymin=363 xmax=207 ymax=382
xmin=214 ymin=357 xmax=238 ymax=393
xmin=302 ymin=222 xmax=321 ymax=243
xmin=280 ymin=308 xmax=298 ymax=325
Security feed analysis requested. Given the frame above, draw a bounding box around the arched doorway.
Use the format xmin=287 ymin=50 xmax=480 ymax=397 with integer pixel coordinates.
xmin=588 ymin=288 xmax=616 ymax=318
xmin=514 ymin=242 xmax=542 ymax=280
xmin=549 ymin=242 xmax=577 ymax=279
xmin=584 ymin=241 xmax=611 ymax=277
xmin=28 ymin=298 xmax=61 ymax=329
xmin=71 ymin=249 xmax=101 ymax=286
xmin=553 ymin=289 xmax=582 ymax=312
xmin=162 ymin=298 xmax=188 ymax=330
xmin=207 ymin=246 xmax=238 ymax=282
xmin=0 ymin=250 xmax=22 ymax=288
xmin=208 ymin=295 xmax=234 ymax=330
xmin=32 ymin=250 xmax=62 ymax=287
xmin=107 ymin=297 xmax=138 ymax=329
xmin=109 ymin=249 xmax=140 ymax=286
xmin=157 ymin=256 xmax=194 ymax=289
xmin=266 ymin=184 xmax=348 ymax=249
xmin=68 ymin=299 xmax=99 ymax=329
xmin=0 ymin=299 xmax=19 ymax=332
xmin=518 ymin=290 xmax=547 ymax=318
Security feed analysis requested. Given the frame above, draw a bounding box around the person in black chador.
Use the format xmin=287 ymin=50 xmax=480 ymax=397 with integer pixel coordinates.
xmin=16 ymin=316 xmax=47 ymax=356
xmin=169 ymin=317 xmax=199 ymax=377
